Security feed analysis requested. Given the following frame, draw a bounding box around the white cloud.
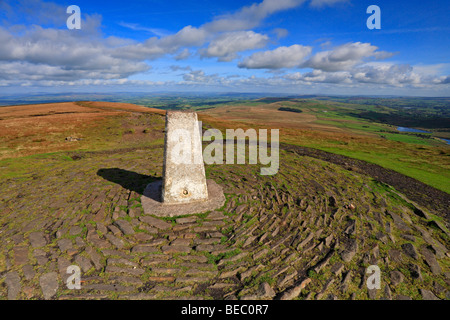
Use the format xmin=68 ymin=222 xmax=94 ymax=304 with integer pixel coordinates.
xmin=273 ymin=28 xmax=289 ymax=39
xmin=351 ymin=63 xmax=421 ymax=86
xmin=0 ymin=23 xmax=152 ymax=80
xmin=238 ymin=44 xmax=312 ymax=69
xmin=435 ymin=76 xmax=450 ymax=84
xmin=0 ymin=59 xmax=150 ymax=82
xmin=282 ymin=62 xmax=448 ymax=88
xmin=200 ymin=31 xmax=269 ymax=62
xmin=118 ymin=22 xmax=170 ymax=37
xmin=203 ymin=0 xmax=307 ymax=33
xmin=170 ymin=65 xmax=192 ymax=72
xmin=309 ymin=0 xmax=349 ymax=8
xmin=174 ymin=48 xmax=191 ymax=60
xmin=413 ymin=63 xmax=449 ymax=76
xmin=303 ymin=69 xmax=352 ymax=83
xmin=160 ymin=25 xmax=208 ymax=49
xmin=302 ymin=42 xmax=393 ymax=71
xmin=0 ymin=0 xmax=448 ymax=95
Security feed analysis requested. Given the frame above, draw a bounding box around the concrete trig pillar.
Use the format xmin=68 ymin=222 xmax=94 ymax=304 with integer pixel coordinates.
xmin=141 ymin=110 xmax=225 ymax=217
xmin=162 ymin=111 xmax=208 ymax=204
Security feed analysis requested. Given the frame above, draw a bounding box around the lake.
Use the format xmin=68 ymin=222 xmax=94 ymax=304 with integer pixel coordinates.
xmin=397 ymin=126 xmax=431 ymax=134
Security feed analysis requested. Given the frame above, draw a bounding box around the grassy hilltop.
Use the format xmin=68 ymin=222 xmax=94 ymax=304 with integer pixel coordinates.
xmin=0 ymin=99 xmax=448 ymax=300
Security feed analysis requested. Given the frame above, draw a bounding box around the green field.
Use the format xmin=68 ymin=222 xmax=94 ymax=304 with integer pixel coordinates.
xmin=199 ymin=96 xmax=450 ymax=194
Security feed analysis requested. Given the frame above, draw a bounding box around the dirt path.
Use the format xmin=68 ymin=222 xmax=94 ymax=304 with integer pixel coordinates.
xmin=281 ymin=143 xmax=450 ymax=221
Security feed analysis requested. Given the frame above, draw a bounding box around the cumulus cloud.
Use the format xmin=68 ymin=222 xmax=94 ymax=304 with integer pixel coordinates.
xmin=0 ymin=0 xmax=447 ymax=95
xmin=282 ymin=62 xmax=448 ymax=88
xmin=436 ymin=76 xmax=450 ymax=84
xmin=301 ymin=42 xmax=394 ymax=71
xmin=0 ymin=0 xmax=310 ymax=86
xmin=0 ymin=24 xmax=151 ymax=81
xmin=170 ymin=65 xmax=192 ymax=72
xmin=238 ymin=44 xmax=312 ymax=69
xmin=203 ymin=0 xmax=307 ymax=33
xmin=174 ymin=48 xmax=191 ymax=60
xmin=0 ymin=0 xmax=66 ymax=27
xmin=200 ymin=31 xmax=269 ymax=62
xmin=181 ymin=69 xmax=221 ymax=85
xmin=351 ymin=63 xmax=421 ymax=86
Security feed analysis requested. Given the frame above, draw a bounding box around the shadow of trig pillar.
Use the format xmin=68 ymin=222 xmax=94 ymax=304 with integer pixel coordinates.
xmin=162 ymin=111 xmax=208 ymax=203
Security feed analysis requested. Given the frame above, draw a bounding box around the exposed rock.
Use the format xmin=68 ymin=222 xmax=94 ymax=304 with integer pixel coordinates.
xmin=375 ymin=231 xmax=388 ymax=244
xmin=297 ymin=233 xmax=314 ymax=251
xmin=383 ymin=285 xmax=392 ymax=300
xmin=105 ymin=233 xmax=125 ymax=249
xmin=114 ymin=219 xmax=135 ymax=235
xmin=28 ymin=232 xmax=47 ymax=248
xmin=57 ymin=238 xmax=73 ymax=252
xmin=390 ymin=270 xmax=404 ymax=286
xmin=5 ymin=271 xmax=21 ymax=300
xmin=340 ymin=239 xmax=358 ymax=263
xmin=86 ymin=230 xmax=111 ymax=249
xmin=340 ymin=271 xmax=352 ymax=292
xmin=74 ymin=254 xmax=93 ymax=272
xmin=134 ymin=233 xmax=153 ymax=242
xmin=39 ymin=272 xmax=59 ymax=300
xmin=69 ymin=226 xmax=83 ymax=236
xmin=139 ymin=215 xmax=171 ymax=230
xmin=368 ymin=287 xmax=377 ymax=300
xmin=408 ymin=263 xmax=423 ymax=281
xmin=13 ymin=246 xmax=29 ymax=265
xmin=280 ymin=278 xmax=311 ymax=300
xmin=22 ymin=265 xmax=36 ymax=281
xmin=344 ymin=219 xmax=356 ymax=235
xmin=257 ymin=282 xmax=276 ymax=298
xmin=420 ymin=289 xmax=440 ymax=300
xmin=33 ymin=249 xmax=48 ymax=265
xmin=401 ymin=243 xmax=419 ymax=260
xmin=105 ymin=265 xmax=144 ymax=276
xmin=316 ymin=278 xmax=335 ymax=300
xmin=388 ymin=249 xmax=403 ymax=263
xmin=162 ymin=245 xmax=192 ymax=254
xmin=11 ymin=234 xmax=24 ymax=245
xmin=176 ymin=216 xmax=197 ymax=224
xmin=427 ymin=220 xmax=450 ymax=237
xmin=313 ymin=249 xmax=335 ymax=273
xmin=420 ymin=247 xmax=442 ymax=275
xmin=388 ymin=211 xmax=412 ymax=232
xmin=330 ymin=262 xmax=344 ymax=277
xmin=131 ymin=244 xmax=159 ymax=253
xmin=96 ymin=222 xmax=108 ymax=235
xmin=328 ymin=195 xmax=337 ymax=207
xmin=85 ymin=246 xmax=103 ymax=270
xmin=107 ymin=225 xmax=122 ymax=236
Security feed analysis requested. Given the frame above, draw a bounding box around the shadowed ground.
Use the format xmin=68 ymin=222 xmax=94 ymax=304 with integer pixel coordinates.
xmin=97 ymin=168 xmax=157 ymax=196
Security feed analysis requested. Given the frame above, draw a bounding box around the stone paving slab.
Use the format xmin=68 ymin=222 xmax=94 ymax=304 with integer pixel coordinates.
xmin=141 ymin=179 xmax=226 ymax=217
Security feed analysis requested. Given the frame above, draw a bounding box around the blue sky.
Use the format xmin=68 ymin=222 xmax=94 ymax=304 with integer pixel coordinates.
xmin=0 ymin=0 xmax=449 ymax=95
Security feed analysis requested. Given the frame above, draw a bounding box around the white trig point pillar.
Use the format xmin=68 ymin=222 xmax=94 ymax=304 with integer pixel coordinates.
xmin=141 ymin=111 xmax=225 ymax=217
xmin=162 ymin=111 xmax=209 ymax=204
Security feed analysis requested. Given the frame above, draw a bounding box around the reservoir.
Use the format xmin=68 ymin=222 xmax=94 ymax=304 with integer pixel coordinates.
xmin=397 ymin=126 xmax=431 ymax=134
